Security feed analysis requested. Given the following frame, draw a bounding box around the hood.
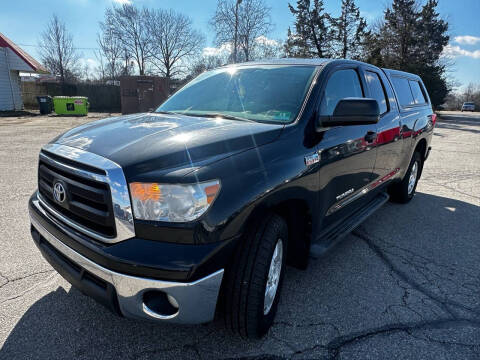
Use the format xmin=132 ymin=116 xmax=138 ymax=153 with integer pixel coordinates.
xmin=52 ymin=112 xmax=283 ymax=180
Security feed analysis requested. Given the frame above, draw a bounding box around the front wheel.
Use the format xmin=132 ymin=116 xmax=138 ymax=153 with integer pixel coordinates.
xmin=223 ymin=214 xmax=288 ymax=338
xmin=388 ymin=151 xmax=422 ymax=203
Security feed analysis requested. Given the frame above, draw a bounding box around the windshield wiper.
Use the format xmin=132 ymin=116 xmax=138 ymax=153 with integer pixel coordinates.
xmin=182 ymin=112 xmax=254 ymax=122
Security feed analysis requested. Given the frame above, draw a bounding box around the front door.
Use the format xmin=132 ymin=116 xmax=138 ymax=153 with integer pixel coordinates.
xmin=316 ymin=66 xmax=378 ymax=229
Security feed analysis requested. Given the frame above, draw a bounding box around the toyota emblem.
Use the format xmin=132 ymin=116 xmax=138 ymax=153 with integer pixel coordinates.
xmin=53 ymin=182 xmax=66 ymax=203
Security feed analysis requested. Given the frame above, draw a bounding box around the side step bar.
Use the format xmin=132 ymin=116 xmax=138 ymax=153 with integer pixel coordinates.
xmin=311 ymin=192 xmax=389 ymax=257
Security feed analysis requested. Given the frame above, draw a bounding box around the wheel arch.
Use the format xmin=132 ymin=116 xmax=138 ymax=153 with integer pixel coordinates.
xmin=414 ymin=138 xmax=428 ymax=161
xmin=234 ymin=193 xmax=314 ymax=269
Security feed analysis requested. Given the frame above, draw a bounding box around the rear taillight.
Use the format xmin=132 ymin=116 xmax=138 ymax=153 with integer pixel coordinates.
xmin=431 ymin=113 xmax=437 ymax=125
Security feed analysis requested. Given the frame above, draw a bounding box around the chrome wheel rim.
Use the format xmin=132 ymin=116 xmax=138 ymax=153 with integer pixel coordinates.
xmin=264 ymin=239 xmax=283 ymax=315
xmin=408 ymin=161 xmax=418 ymax=195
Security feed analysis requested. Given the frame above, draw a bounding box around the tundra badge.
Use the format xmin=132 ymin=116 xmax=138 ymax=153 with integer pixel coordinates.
xmin=336 ymin=188 xmax=354 ymax=201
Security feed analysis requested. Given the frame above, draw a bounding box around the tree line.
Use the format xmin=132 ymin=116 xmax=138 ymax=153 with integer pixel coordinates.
xmin=38 ymin=0 xmax=451 ymax=107
xmin=285 ymin=0 xmax=449 ymax=107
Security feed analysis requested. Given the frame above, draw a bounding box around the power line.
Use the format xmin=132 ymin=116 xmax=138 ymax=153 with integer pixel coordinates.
xmin=17 ymin=43 xmax=100 ymax=51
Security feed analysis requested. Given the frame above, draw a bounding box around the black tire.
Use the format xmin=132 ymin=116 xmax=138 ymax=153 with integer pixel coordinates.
xmin=223 ymin=213 xmax=288 ymax=339
xmin=388 ymin=151 xmax=423 ymax=203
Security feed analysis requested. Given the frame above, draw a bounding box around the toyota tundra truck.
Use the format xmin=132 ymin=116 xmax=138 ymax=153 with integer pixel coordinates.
xmin=29 ymin=59 xmax=435 ymax=338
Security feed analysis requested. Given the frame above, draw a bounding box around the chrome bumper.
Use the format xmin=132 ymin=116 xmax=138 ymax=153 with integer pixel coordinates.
xmin=30 ymin=211 xmax=224 ymax=324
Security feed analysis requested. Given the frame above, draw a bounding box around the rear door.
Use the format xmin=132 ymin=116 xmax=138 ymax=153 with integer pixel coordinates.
xmin=388 ymin=74 xmax=433 ymax=173
xmin=362 ymin=66 xmax=403 ymax=184
xmin=316 ymin=64 xmax=378 ymax=228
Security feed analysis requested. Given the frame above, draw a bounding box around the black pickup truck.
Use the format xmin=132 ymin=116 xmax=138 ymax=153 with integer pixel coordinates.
xmin=29 ymin=59 xmax=435 ymax=338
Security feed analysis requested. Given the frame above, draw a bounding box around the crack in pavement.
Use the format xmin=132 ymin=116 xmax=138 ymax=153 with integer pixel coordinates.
xmin=424 ymin=180 xmax=480 ymax=201
xmin=0 ymin=272 xmax=58 ymax=304
xmin=352 ymin=230 xmax=480 ymax=319
xmin=0 ymin=269 xmax=55 ymax=291
xmin=274 ymin=228 xmax=480 ymax=359
xmin=224 ymin=317 xmax=480 ymax=360
xmin=324 ymin=318 xmax=480 ymax=359
xmin=247 ymin=224 xmax=480 ymax=360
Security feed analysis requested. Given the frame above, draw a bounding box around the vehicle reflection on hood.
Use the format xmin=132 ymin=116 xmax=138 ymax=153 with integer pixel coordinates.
xmin=52 ymin=112 xmax=284 ymax=179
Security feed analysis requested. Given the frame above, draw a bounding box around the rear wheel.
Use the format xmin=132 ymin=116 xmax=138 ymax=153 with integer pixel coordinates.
xmin=388 ymin=151 xmax=422 ymax=203
xmin=223 ymin=214 xmax=288 ymax=339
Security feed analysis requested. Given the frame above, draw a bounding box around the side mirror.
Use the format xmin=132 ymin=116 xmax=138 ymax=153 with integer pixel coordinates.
xmin=317 ymin=98 xmax=380 ymax=129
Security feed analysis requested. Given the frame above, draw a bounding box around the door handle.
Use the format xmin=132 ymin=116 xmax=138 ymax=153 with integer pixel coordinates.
xmin=364 ymin=131 xmax=377 ymax=143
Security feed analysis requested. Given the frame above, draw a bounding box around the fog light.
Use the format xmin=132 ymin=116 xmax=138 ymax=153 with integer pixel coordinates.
xmin=167 ymin=294 xmax=179 ymax=309
xmin=143 ymin=290 xmax=179 ymax=318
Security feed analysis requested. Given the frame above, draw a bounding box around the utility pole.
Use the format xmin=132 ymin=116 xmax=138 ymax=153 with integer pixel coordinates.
xmin=233 ymin=0 xmax=242 ymax=63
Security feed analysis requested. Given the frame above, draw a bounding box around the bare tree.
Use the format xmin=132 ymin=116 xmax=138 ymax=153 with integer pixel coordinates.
xmin=94 ymin=51 xmax=107 ymax=80
xmin=38 ymin=14 xmax=80 ymax=83
xmin=81 ymin=62 xmax=92 ymax=82
xmin=106 ymin=4 xmax=152 ymax=75
xmin=146 ymin=9 xmax=205 ymax=78
xmin=210 ymin=0 xmax=272 ymax=63
xmin=120 ymin=48 xmax=134 ymax=76
xmin=97 ymin=11 xmax=124 ymax=80
xmin=252 ymin=36 xmax=285 ymax=60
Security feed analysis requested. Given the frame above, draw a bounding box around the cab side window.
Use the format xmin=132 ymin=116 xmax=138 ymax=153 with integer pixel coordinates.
xmin=408 ymin=80 xmax=427 ymax=104
xmin=365 ymin=71 xmax=388 ymax=114
xmin=391 ymin=76 xmax=415 ymax=107
xmin=320 ymin=69 xmax=364 ymax=116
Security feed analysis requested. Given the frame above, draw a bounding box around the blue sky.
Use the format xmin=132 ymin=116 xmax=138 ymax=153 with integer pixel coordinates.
xmin=1 ymin=0 xmax=479 ymax=89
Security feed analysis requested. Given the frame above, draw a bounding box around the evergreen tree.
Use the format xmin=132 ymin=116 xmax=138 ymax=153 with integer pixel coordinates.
xmin=365 ymin=0 xmax=449 ymax=107
xmin=381 ymin=0 xmax=419 ymax=70
xmin=417 ymin=0 xmax=448 ymax=64
xmin=416 ymin=0 xmax=450 ymax=107
xmin=363 ymin=29 xmax=384 ymax=66
xmin=331 ymin=0 xmax=368 ymax=59
xmin=285 ymin=0 xmax=333 ymax=58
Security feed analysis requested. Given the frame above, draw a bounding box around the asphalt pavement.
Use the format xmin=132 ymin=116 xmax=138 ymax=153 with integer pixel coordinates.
xmin=0 ymin=111 xmax=479 ymax=359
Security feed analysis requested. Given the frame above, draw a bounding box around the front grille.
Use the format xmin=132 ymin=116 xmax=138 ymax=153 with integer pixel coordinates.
xmin=38 ymin=150 xmax=116 ymax=239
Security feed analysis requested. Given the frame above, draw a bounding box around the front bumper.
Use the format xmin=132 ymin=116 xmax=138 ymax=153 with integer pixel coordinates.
xmin=30 ymin=204 xmax=224 ymax=324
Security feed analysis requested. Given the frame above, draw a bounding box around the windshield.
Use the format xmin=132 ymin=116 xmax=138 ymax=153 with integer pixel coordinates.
xmin=157 ymin=65 xmax=317 ymax=123
xmin=464 ymin=102 xmax=474 ymax=105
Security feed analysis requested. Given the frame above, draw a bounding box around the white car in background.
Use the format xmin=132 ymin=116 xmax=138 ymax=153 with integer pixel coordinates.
xmin=461 ymin=102 xmax=475 ymax=112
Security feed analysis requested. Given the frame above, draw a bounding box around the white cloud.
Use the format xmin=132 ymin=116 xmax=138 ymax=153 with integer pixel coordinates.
xmin=442 ymin=44 xmax=480 ymax=59
xmin=454 ymin=35 xmax=480 ymax=45
xmin=112 ymin=0 xmax=131 ymax=4
xmin=202 ymin=43 xmax=232 ymax=57
xmin=202 ymin=37 xmax=280 ymax=58
xmin=255 ymin=36 xmax=279 ymax=47
xmin=79 ymin=58 xmax=99 ymax=67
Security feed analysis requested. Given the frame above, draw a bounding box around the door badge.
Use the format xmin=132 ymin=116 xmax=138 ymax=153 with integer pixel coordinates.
xmin=304 ymin=152 xmax=320 ymax=166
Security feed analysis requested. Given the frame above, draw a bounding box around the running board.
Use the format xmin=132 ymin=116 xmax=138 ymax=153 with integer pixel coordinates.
xmin=311 ymin=192 xmax=389 ymax=257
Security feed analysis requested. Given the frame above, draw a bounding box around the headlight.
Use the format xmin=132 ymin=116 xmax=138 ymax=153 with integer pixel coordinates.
xmin=129 ymin=180 xmax=220 ymax=222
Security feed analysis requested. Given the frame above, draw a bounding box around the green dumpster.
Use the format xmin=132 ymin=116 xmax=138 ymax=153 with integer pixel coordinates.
xmin=53 ymin=96 xmax=89 ymax=116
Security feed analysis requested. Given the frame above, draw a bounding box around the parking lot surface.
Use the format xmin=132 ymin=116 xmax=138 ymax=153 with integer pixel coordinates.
xmin=0 ymin=111 xmax=479 ymax=359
